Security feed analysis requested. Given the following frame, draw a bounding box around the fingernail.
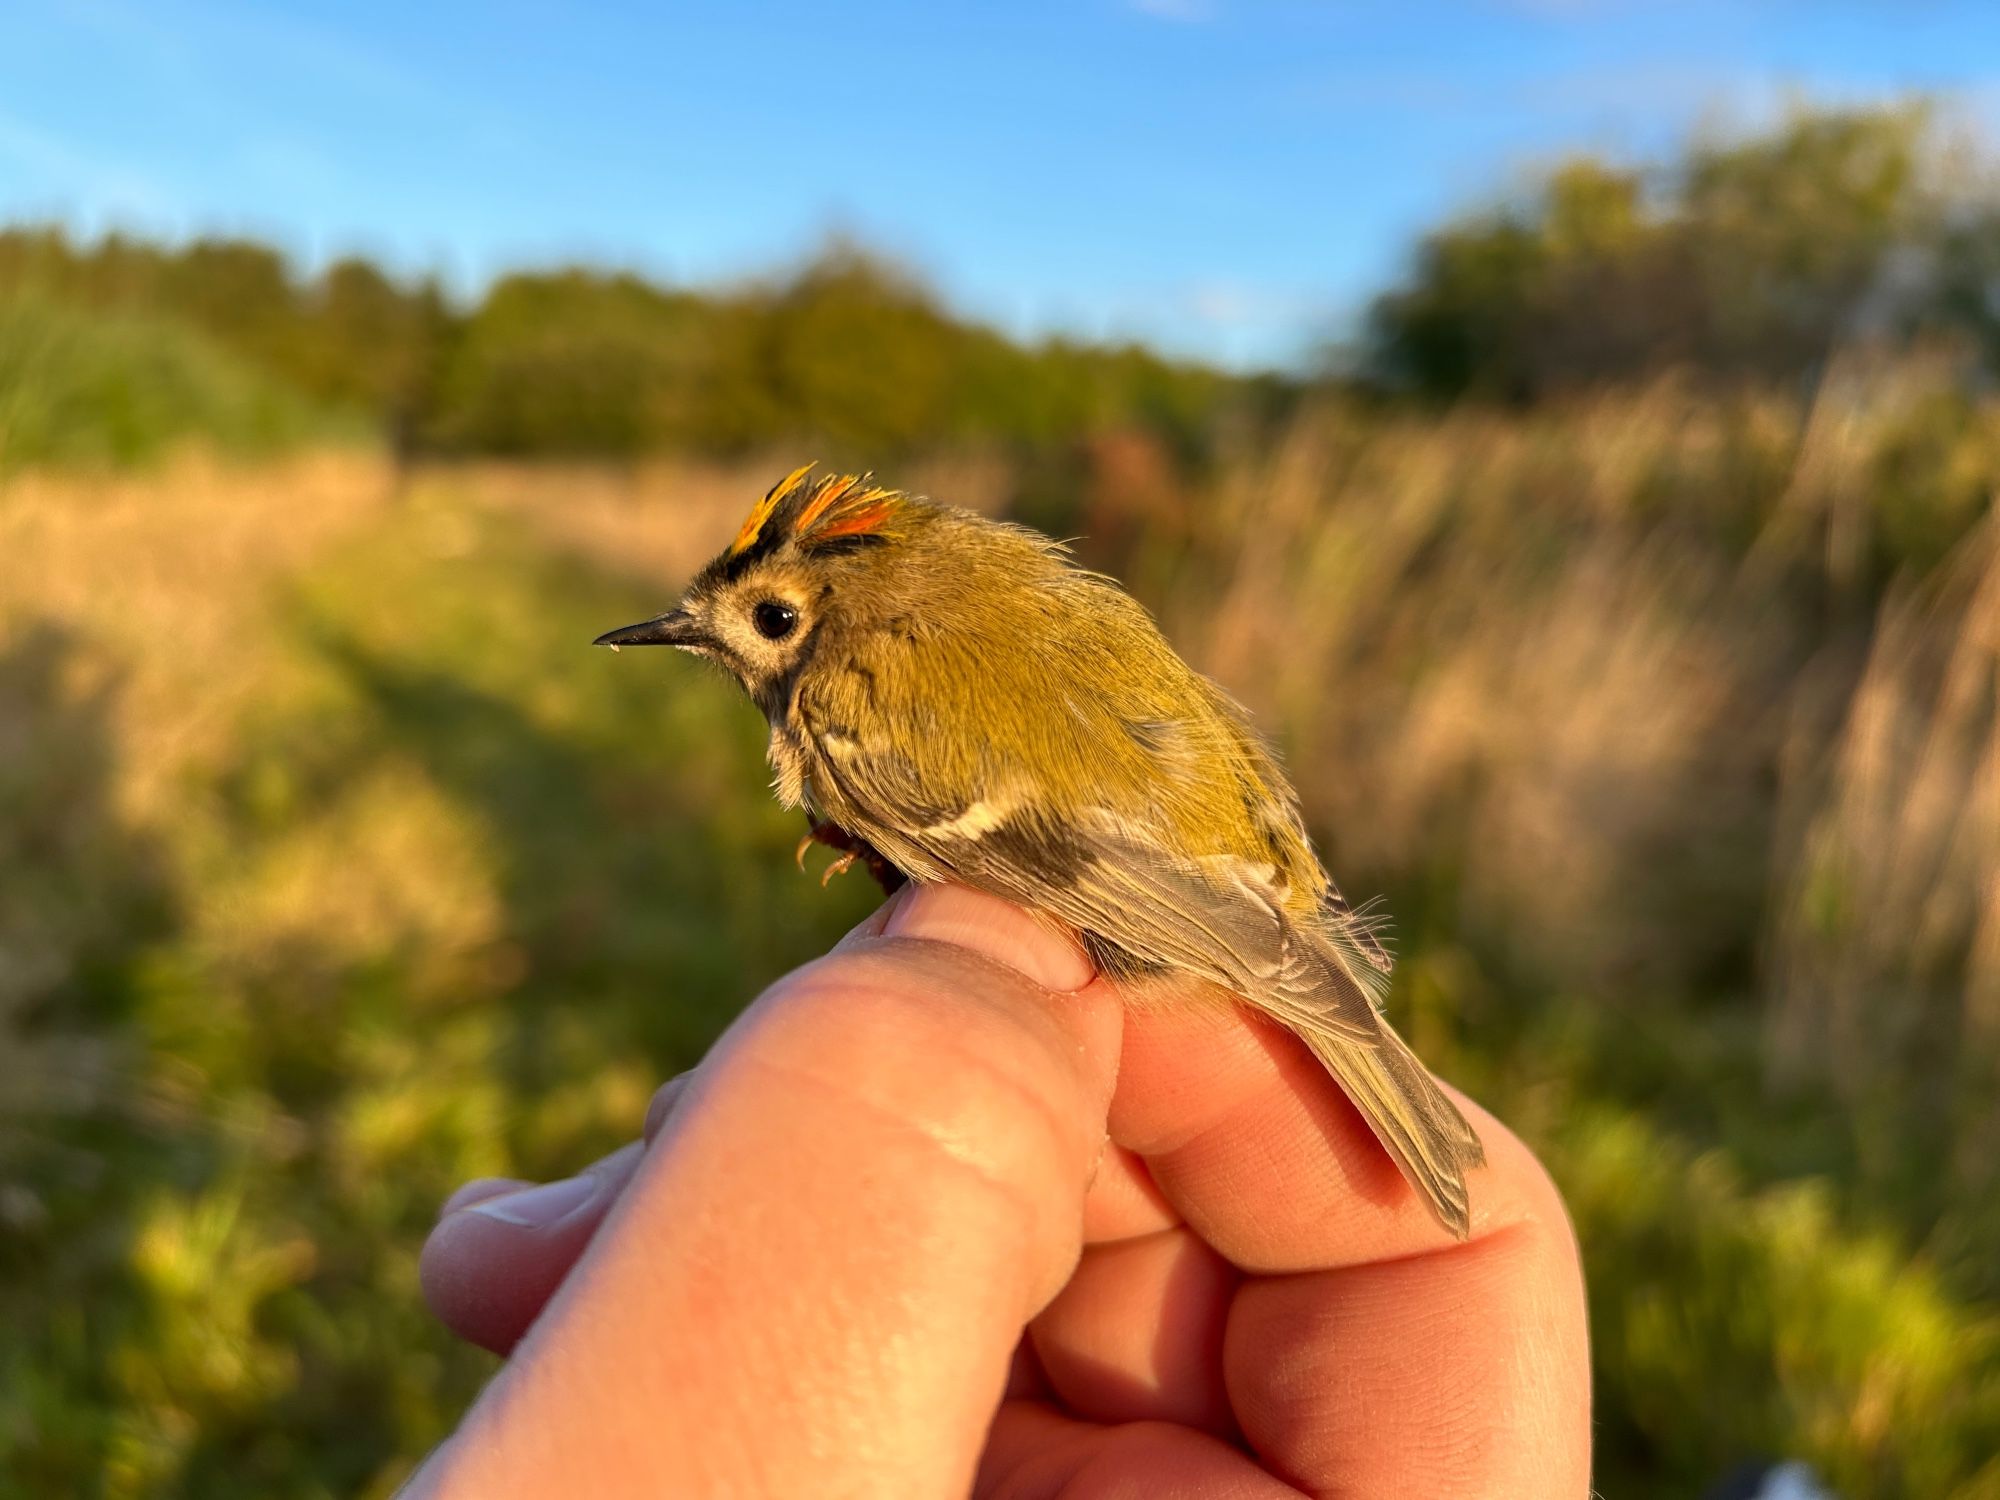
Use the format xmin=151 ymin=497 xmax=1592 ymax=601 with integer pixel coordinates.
xmin=885 ymin=883 xmax=1095 ymax=992
xmin=833 ymin=885 xmax=910 ymax=952
xmin=464 ymin=1174 xmax=598 ymax=1228
xmin=643 ymin=1073 xmax=693 ymax=1143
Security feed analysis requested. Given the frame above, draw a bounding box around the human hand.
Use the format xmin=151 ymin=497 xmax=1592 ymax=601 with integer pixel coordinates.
xmin=409 ymin=884 xmax=1590 ymax=1497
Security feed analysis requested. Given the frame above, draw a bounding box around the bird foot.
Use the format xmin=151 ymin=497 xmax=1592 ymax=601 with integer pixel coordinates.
xmin=796 ymin=819 xmax=906 ymax=895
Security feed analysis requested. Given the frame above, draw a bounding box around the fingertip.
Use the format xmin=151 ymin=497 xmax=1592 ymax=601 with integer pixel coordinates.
xmin=1114 ymin=1000 xmax=1557 ymax=1269
xmin=437 ymin=1176 xmax=535 ymax=1221
xmin=832 ymin=884 xmax=911 ymax=952
xmin=643 ymin=1073 xmax=692 ymax=1144
xmin=421 ymin=1210 xmax=540 ymax=1355
xmin=739 ymin=941 xmax=1125 ymax=1269
xmin=1225 ymin=1223 xmax=1591 ymax=1498
xmin=451 ymin=933 xmax=1126 ymax=1495
xmin=1109 ymin=993 xmax=1279 ymax=1156
xmin=884 ymin=883 xmax=1095 ymax=993
xmin=421 ymin=1145 xmax=644 ymax=1355
xmin=1445 ymin=1086 xmax=1582 ymax=1260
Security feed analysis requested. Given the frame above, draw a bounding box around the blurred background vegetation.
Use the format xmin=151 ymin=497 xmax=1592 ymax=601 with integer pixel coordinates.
xmin=2 ymin=101 xmax=1998 ymax=1498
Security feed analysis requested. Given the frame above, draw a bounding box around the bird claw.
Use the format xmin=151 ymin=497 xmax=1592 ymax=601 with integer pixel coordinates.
xmin=795 ymin=817 xmax=907 ymax=896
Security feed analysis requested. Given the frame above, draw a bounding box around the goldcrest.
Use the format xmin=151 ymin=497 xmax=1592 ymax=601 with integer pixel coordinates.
xmin=595 ymin=466 xmax=1483 ymax=1237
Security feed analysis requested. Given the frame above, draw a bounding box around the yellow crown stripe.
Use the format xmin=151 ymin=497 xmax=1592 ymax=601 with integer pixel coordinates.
xmin=729 ymin=461 xmax=816 ymax=556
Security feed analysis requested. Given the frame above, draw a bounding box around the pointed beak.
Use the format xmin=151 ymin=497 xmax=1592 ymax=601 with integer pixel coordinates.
xmin=592 ymin=609 xmax=707 ymax=650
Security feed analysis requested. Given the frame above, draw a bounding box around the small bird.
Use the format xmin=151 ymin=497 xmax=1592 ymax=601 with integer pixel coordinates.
xmin=594 ymin=466 xmax=1484 ymax=1236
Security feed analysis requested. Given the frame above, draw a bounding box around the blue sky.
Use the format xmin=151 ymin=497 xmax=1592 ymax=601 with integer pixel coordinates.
xmin=1 ymin=1 xmax=1994 ymax=368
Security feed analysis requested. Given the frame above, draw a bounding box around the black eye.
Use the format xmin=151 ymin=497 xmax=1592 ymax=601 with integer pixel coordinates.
xmin=752 ymin=600 xmax=799 ymax=640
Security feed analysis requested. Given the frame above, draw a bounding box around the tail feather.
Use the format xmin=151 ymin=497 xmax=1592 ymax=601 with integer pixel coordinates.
xmin=1263 ymin=925 xmax=1485 ymax=1239
xmin=1293 ymin=1016 xmax=1484 ymax=1238
xmin=967 ymin=821 xmax=1484 ymax=1238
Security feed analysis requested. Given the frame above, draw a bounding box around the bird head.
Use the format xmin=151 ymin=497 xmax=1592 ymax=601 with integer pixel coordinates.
xmin=592 ymin=465 xmax=914 ymax=718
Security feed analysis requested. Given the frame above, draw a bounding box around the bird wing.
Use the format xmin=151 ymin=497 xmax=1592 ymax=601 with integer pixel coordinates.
xmin=810 ymin=739 xmax=1484 ymax=1234
xmin=796 ymin=619 xmax=1397 ymax=1043
xmin=1318 ymin=884 xmax=1396 ymax=975
xmin=792 ymin=583 xmax=1482 ymax=1236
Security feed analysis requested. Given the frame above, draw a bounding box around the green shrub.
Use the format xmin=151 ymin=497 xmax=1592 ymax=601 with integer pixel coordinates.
xmin=1557 ymin=1104 xmax=2000 ymax=1499
xmin=0 ymin=295 xmax=343 ymax=472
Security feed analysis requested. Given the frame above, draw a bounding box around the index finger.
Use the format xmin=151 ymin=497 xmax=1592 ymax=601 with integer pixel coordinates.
xmin=1111 ymin=995 xmax=1590 ymax=1498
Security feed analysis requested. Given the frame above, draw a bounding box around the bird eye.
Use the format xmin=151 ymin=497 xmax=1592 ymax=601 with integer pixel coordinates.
xmin=752 ymin=600 xmax=799 ymax=640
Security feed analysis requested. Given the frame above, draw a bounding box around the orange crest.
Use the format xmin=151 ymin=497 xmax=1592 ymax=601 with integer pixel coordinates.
xmin=728 ymin=465 xmax=906 ymax=558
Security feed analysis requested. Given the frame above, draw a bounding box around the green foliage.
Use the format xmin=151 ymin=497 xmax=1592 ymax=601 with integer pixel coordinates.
xmin=304 ymin=260 xmax=451 ymax=438
xmin=415 ymin=245 xmax=1255 ymax=463
xmin=0 ymin=295 xmax=342 ymax=471
xmin=430 ymin=269 xmax=709 ymax=456
xmin=0 ymin=228 xmax=1263 ymax=470
xmin=1853 ymin=379 xmax=2000 ymax=574
xmin=1367 ymin=103 xmax=2000 ymax=401
xmin=697 ymin=246 xmax=972 ymax=455
xmin=1558 ymin=1106 xmax=2000 ymax=1500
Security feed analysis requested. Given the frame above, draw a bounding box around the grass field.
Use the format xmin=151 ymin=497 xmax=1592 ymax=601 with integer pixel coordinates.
xmin=2 ymin=372 xmax=1997 ymax=1495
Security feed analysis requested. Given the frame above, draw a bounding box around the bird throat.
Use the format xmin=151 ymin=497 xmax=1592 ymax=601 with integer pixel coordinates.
xmin=765 ymin=715 xmax=813 ymax=811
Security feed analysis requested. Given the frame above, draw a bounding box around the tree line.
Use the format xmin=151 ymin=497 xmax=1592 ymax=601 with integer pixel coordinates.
xmin=5 ymin=102 xmax=1996 ymax=466
xmin=1365 ymin=103 xmax=2000 ymax=402
xmin=0 ymin=229 xmax=1275 ymax=466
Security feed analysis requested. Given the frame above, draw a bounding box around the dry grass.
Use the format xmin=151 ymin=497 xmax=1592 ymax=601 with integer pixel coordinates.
xmin=1170 ymin=370 xmax=1998 ymax=1029
xmin=4 ymin=377 xmax=1997 ymax=1495
xmin=0 ymin=450 xmax=398 ymax=817
xmin=1176 ymin=389 xmax=1789 ymax=992
xmin=1141 ymin=368 xmax=2000 ymax=1493
xmin=1768 ymin=516 xmax=2000 ymax=1250
xmin=463 ymin=448 xmax=1016 ymax=594
xmin=0 ymin=451 xmax=400 ymax=1190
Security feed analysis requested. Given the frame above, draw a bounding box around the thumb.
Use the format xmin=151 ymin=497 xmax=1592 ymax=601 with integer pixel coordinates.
xmin=409 ymin=884 xmax=1122 ymax=1499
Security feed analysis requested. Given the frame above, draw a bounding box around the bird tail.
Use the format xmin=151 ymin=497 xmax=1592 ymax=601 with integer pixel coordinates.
xmin=1020 ymin=819 xmax=1484 ymax=1237
xmin=1264 ymin=926 xmax=1486 ymax=1239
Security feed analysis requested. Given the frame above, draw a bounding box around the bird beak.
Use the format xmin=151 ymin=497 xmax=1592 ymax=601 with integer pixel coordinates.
xmin=592 ymin=609 xmax=707 ymax=651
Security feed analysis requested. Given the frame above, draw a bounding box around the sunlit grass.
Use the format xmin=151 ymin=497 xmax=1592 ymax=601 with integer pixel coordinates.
xmin=2 ymin=367 xmax=1996 ymax=1495
xmin=0 ymin=454 xmax=877 ymax=1496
